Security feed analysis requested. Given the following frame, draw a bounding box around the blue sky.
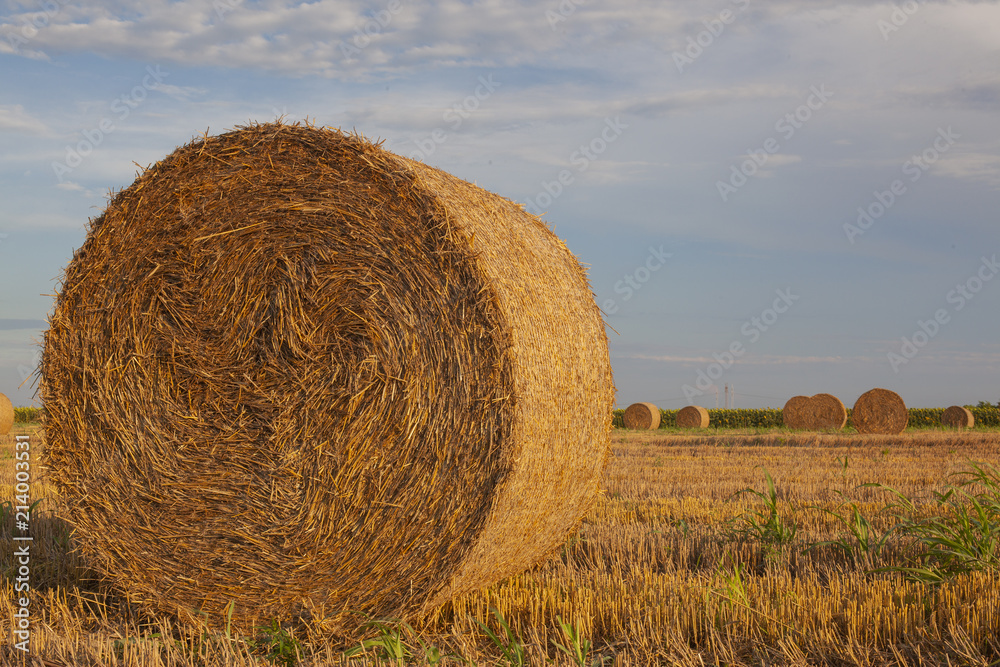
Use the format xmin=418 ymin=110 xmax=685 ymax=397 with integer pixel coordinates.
xmin=1 ymin=0 xmax=998 ymax=410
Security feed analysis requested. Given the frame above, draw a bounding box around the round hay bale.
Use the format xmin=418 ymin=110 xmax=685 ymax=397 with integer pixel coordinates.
xmin=40 ymin=122 xmax=614 ymax=636
xmin=676 ymin=405 xmax=709 ymax=428
xmin=852 ymin=388 xmax=908 ymax=434
xmin=941 ymin=405 xmax=974 ymax=429
xmin=782 ymin=395 xmax=811 ymax=430
xmin=809 ymin=393 xmax=848 ymax=431
xmin=0 ymin=392 xmax=13 ymax=435
xmin=623 ymin=402 xmax=660 ymax=429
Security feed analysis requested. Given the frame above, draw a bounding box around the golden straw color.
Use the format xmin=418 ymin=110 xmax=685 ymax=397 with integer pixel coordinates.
xmin=941 ymin=405 xmax=974 ymax=429
xmin=782 ymin=394 xmax=846 ymax=431
xmin=40 ymin=121 xmax=615 ymax=638
xmin=808 ymin=393 xmax=848 ymax=431
xmin=781 ymin=395 xmax=810 ymax=430
xmin=676 ymin=405 xmax=709 ymax=428
xmin=0 ymin=392 xmax=13 ymax=435
xmin=622 ymin=402 xmax=660 ymax=429
xmin=852 ymin=388 xmax=908 ymax=434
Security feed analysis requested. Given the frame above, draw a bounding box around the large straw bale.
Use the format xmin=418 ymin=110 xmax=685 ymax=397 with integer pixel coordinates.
xmin=40 ymin=122 xmax=614 ymax=636
xmin=623 ymin=402 xmax=660 ymax=429
xmin=676 ymin=405 xmax=709 ymax=428
xmin=782 ymin=394 xmax=846 ymax=431
xmin=782 ymin=396 xmax=810 ymax=430
xmin=810 ymin=393 xmax=848 ymax=431
xmin=941 ymin=405 xmax=974 ymax=429
xmin=852 ymin=388 xmax=908 ymax=434
xmin=0 ymin=392 xmax=12 ymax=434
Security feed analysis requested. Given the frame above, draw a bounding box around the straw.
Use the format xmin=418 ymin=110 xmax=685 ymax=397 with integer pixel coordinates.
xmin=40 ymin=121 xmax=615 ymax=637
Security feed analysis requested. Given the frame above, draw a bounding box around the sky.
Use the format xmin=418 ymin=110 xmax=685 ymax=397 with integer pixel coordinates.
xmin=1 ymin=0 xmax=998 ymax=410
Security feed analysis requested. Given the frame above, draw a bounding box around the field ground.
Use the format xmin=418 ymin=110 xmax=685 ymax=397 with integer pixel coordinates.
xmin=2 ymin=423 xmax=1000 ymax=666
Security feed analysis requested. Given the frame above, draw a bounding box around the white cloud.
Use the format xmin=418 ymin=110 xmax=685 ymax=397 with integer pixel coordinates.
xmin=935 ymin=151 xmax=1000 ymax=189
xmin=0 ymin=105 xmax=49 ymax=135
xmin=625 ymin=85 xmax=799 ymax=118
xmin=764 ymin=154 xmax=802 ymax=168
xmin=0 ymin=1 xmax=779 ymax=79
xmin=154 ymin=83 xmax=210 ymax=100
xmin=55 ymin=181 xmax=86 ymax=192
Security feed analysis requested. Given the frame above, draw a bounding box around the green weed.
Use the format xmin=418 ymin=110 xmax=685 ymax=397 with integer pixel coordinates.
xmin=551 ymin=615 xmax=606 ymax=667
xmin=728 ymin=468 xmax=798 ymax=549
xmin=343 ymin=616 xmax=458 ymax=665
xmin=870 ymin=462 xmax=1000 ymax=584
xmin=471 ymin=607 xmax=526 ymax=667
xmin=806 ymin=491 xmax=895 ymax=569
xmin=252 ymin=619 xmax=302 ymax=666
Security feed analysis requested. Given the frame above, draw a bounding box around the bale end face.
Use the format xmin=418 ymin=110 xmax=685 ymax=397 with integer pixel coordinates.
xmin=810 ymin=393 xmax=848 ymax=431
xmin=782 ymin=396 xmax=811 ymax=430
xmin=623 ymin=402 xmax=660 ymax=430
xmin=676 ymin=405 xmax=709 ymax=428
xmin=852 ymin=388 xmax=908 ymax=435
xmin=941 ymin=405 xmax=974 ymax=429
xmin=782 ymin=394 xmax=845 ymax=431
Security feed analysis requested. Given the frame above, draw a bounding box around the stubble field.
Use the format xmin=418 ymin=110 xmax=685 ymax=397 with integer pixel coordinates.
xmin=3 ymin=423 xmax=1000 ymax=666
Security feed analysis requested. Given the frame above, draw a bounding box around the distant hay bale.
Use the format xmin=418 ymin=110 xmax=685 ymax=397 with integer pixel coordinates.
xmin=782 ymin=394 xmax=846 ymax=431
xmin=0 ymin=392 xmax=12 ymax=435
xmin=852 ymin=388 xmax=908 ymax=434
xmin=810 ymin=393 xmax=848 ymax=431
xmin=40 ymin=121 xmax=614 ymax=637
xmin=676 ymin=405 xmax=709 ymax=428
xmin=782 ymin=396 xmax=811 ymax=430
xmin=623 ymin=402 xmax=660 ymax=429
xmin=941 ymin=405 xmax=974 ymax=429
